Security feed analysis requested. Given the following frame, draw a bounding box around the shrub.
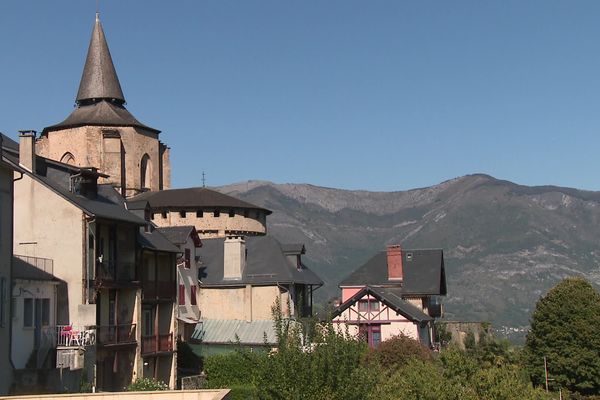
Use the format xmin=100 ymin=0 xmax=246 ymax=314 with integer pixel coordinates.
xmin=365 ymin=333 xmax=433 ymax=370
xmin=126 ymin=377 xmax=169 ymax=391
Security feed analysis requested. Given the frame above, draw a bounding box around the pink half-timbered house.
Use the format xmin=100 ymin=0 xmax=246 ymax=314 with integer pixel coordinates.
xmin=332 ymin=245 xmax=446 ymax=348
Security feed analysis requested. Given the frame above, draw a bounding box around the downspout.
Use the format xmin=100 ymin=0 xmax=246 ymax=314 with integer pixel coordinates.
xmin=83 ymin=215 xmax=96 ymax=306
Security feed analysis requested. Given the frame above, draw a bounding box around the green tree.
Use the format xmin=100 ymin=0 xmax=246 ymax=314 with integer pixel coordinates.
xmin=525 ymin=277 xmax=600 ymax=395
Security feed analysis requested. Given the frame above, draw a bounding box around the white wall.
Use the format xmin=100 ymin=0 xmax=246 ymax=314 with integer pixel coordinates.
xmin=11 ymin=280 xmax=57 ymax=369
xmin=13 ymin=174 xmax=87 ymax=325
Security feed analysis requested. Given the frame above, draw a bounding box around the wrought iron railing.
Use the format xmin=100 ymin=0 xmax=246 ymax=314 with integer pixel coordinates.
xmin=56 ymin=325 xmax=96 ymax=347
xmin=96 ymin=324 xmax=136 ymax=345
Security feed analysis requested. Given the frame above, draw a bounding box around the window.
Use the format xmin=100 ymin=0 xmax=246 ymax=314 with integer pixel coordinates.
xmin=243 ymin=210 xmax=249 ymax=218
xmin=214 ymin=209 xmax=220 ymax=218
xmin=185 ymin=248 xmax=191 ymax=269
xmin=406 ymin=252 xmax=413 ymax=261
xmin=42 ymin=298 xmax=50 ymax=326
xmin=178 ymin=285 xmax=185 ymax=305
xmin=196 ymin=210 xmax=203 ymax=218
xmin=24 ymin=298 xmax=33 ymax=327
xmin=60 ymin=152 xmax=75 ymax=165
xmin=358 ymin=299 xmax=379 ymax=312
xmin=150 ymin=213 xmax=155 ymax=220
xmin=358 ymin=300 xmax=369 ymax=312
xmin=190 ymin=286 xmax=197 ymax=305
xmin=359 ymin=324 xmax=382 ymax=348
xmin=229 ymin=209 xmax=235 ymax=218
xmin=371 ymin=325 xmax=382 ymax=348
xmin=140 ymin=154 xmax=151 ymax=189
xmin=161 ymin=211 xmax=168 ymax=219
xmin=143 ymin=307 xmax=154 ymax=336
xmin=179 ymin=211 xmax=186 ymax=218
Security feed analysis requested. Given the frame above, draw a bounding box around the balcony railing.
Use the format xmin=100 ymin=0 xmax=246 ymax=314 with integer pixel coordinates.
xmin=56 ymin=325 xmax=96 ymax=347
xmin=96 ymin=261 xmax=136 ymax=283
xmin=14 ymin=254 xmax=54 ymax=275
xmin=142 ymin=281 xmax=176 ymax=300
xmin=142 ymin=333 xmax=173 ymax=355
xmin=97 ymin=324 xmax=137 ymax=346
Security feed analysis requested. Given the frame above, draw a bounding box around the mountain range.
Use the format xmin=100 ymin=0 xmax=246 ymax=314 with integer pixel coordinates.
xmin=217 ymin=174 xmax=600 ymax=339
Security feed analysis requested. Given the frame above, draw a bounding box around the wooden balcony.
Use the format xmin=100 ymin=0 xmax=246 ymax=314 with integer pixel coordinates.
xmin=95 ymin=261 xmax=137 ymax=287
xmin=97 ymin=324 xmax=137 ymax=347
xmin=141 ymin=333 xmax=173 ymax=355
xmin=142 ymin=281 xmax=176 ymax=301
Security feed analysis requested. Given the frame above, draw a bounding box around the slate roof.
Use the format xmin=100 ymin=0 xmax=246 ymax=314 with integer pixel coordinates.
xmin=138 ymin=228 xmax=181 ymax=253
xmin=0 ymin=133 xmax=18 ymax=152
xmin=12 ymin=257 xmax=59 ymax=282
xmin=2 ymin=152 xmax=145 ymax=226
xmin=42 ymin=101 xmax=159 ymax=135
xmin=331 ymin=286 xmax=433 ymax=323
xmin=339 ymin=249 xmax=446 ymax=296
xmin=198 ymin=236 xmax=322 ymax=287
xmin=41 ymin=15 xmax=159 ymax=135
xmin=191 ymin=319 xmax=277 ymax=345
xmin=76 ymin=14 xmax=125 ymax=104
xmin=130 ymin=187 xmax=271 ymax=214
xmin=281 ymin=243 xmax=306 ymax=255
xmin=158 ymin=226 xmax=201 ymax=247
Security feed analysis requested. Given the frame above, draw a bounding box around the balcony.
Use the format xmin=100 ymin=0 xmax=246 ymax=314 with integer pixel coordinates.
xmin=95 ymin=261 xmax=137 ymax=287
xmin=142 ymin=280 xmax=176 ymax=301
xmin=97 ymin=324 xmax=137 ymax=347
xmin=56 ymin=325 xmax=96 ymax=347
xmin=142 ymin=333 xmax=174 ymax=355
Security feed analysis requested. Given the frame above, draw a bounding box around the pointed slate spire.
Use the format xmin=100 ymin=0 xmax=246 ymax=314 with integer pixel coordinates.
xmin=76 ymin=13 xmax=125 ymax=105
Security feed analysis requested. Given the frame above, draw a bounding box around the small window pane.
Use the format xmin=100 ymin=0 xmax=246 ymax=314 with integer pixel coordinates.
xmin=190 ymin=286 xmax=197 ymax=305
xmin=196 ymin=210 xmax=203 ymax=218
xmin=179 ymin=285 xmax=185 ymax=305
xmin=24 ymin=298 xmax=33 ymax=327
xmin=214 ymin=210 xmax=220 ymax=218
xmin=358 ymin=300 xmax=368 ymax=312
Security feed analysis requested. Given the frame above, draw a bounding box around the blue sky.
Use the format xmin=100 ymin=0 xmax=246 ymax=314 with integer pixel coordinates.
xmin=2 ymin=1 xmax=600 ymax=191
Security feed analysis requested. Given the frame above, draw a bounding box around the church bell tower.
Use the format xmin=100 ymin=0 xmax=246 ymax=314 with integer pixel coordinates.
xmin=37 ymin=13 xmax=171 ymax=197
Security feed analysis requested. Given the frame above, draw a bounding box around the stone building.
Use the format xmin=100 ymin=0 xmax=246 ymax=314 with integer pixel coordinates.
xmin=36 ymin=14 xmax=170 ymax=198
xmin=131 ymin=188 xmax=271 ymax=239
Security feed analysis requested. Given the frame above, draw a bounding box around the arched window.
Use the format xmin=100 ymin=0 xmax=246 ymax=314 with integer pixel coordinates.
xmin=60 ymin=152 xmax=75 ymax=165
xmin=140 ymin=154 xmax=152 ymax=189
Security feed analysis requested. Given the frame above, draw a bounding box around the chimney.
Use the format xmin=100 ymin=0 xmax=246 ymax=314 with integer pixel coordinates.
xmin=18 ymin=130 xmax=37 ymax=173
xmin=223 ymin=236 xmax=246 ymax=280
xmin=387 ymin=244 xmax=403 ymax=281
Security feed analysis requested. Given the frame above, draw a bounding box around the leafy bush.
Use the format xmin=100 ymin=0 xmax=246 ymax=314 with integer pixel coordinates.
xmin=365 ymin=333 xmax=433 ymax=370
xmin=126 ymin=377 xmax=169 ymax=391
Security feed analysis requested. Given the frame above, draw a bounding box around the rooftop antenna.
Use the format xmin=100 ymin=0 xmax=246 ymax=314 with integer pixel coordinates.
xmin=202 ymin=171 xmax=206 ymax=188
xmin=96 ymin=0 xmax=100 ymax=20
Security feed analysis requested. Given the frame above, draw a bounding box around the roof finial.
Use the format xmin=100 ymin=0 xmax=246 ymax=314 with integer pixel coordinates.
xmin=96 ymin=0 xmax=100 ymax=18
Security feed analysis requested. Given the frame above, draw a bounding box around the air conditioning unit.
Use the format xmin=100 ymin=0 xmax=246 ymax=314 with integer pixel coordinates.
xmin=56 ymin=348 xmax=85 ymax=370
